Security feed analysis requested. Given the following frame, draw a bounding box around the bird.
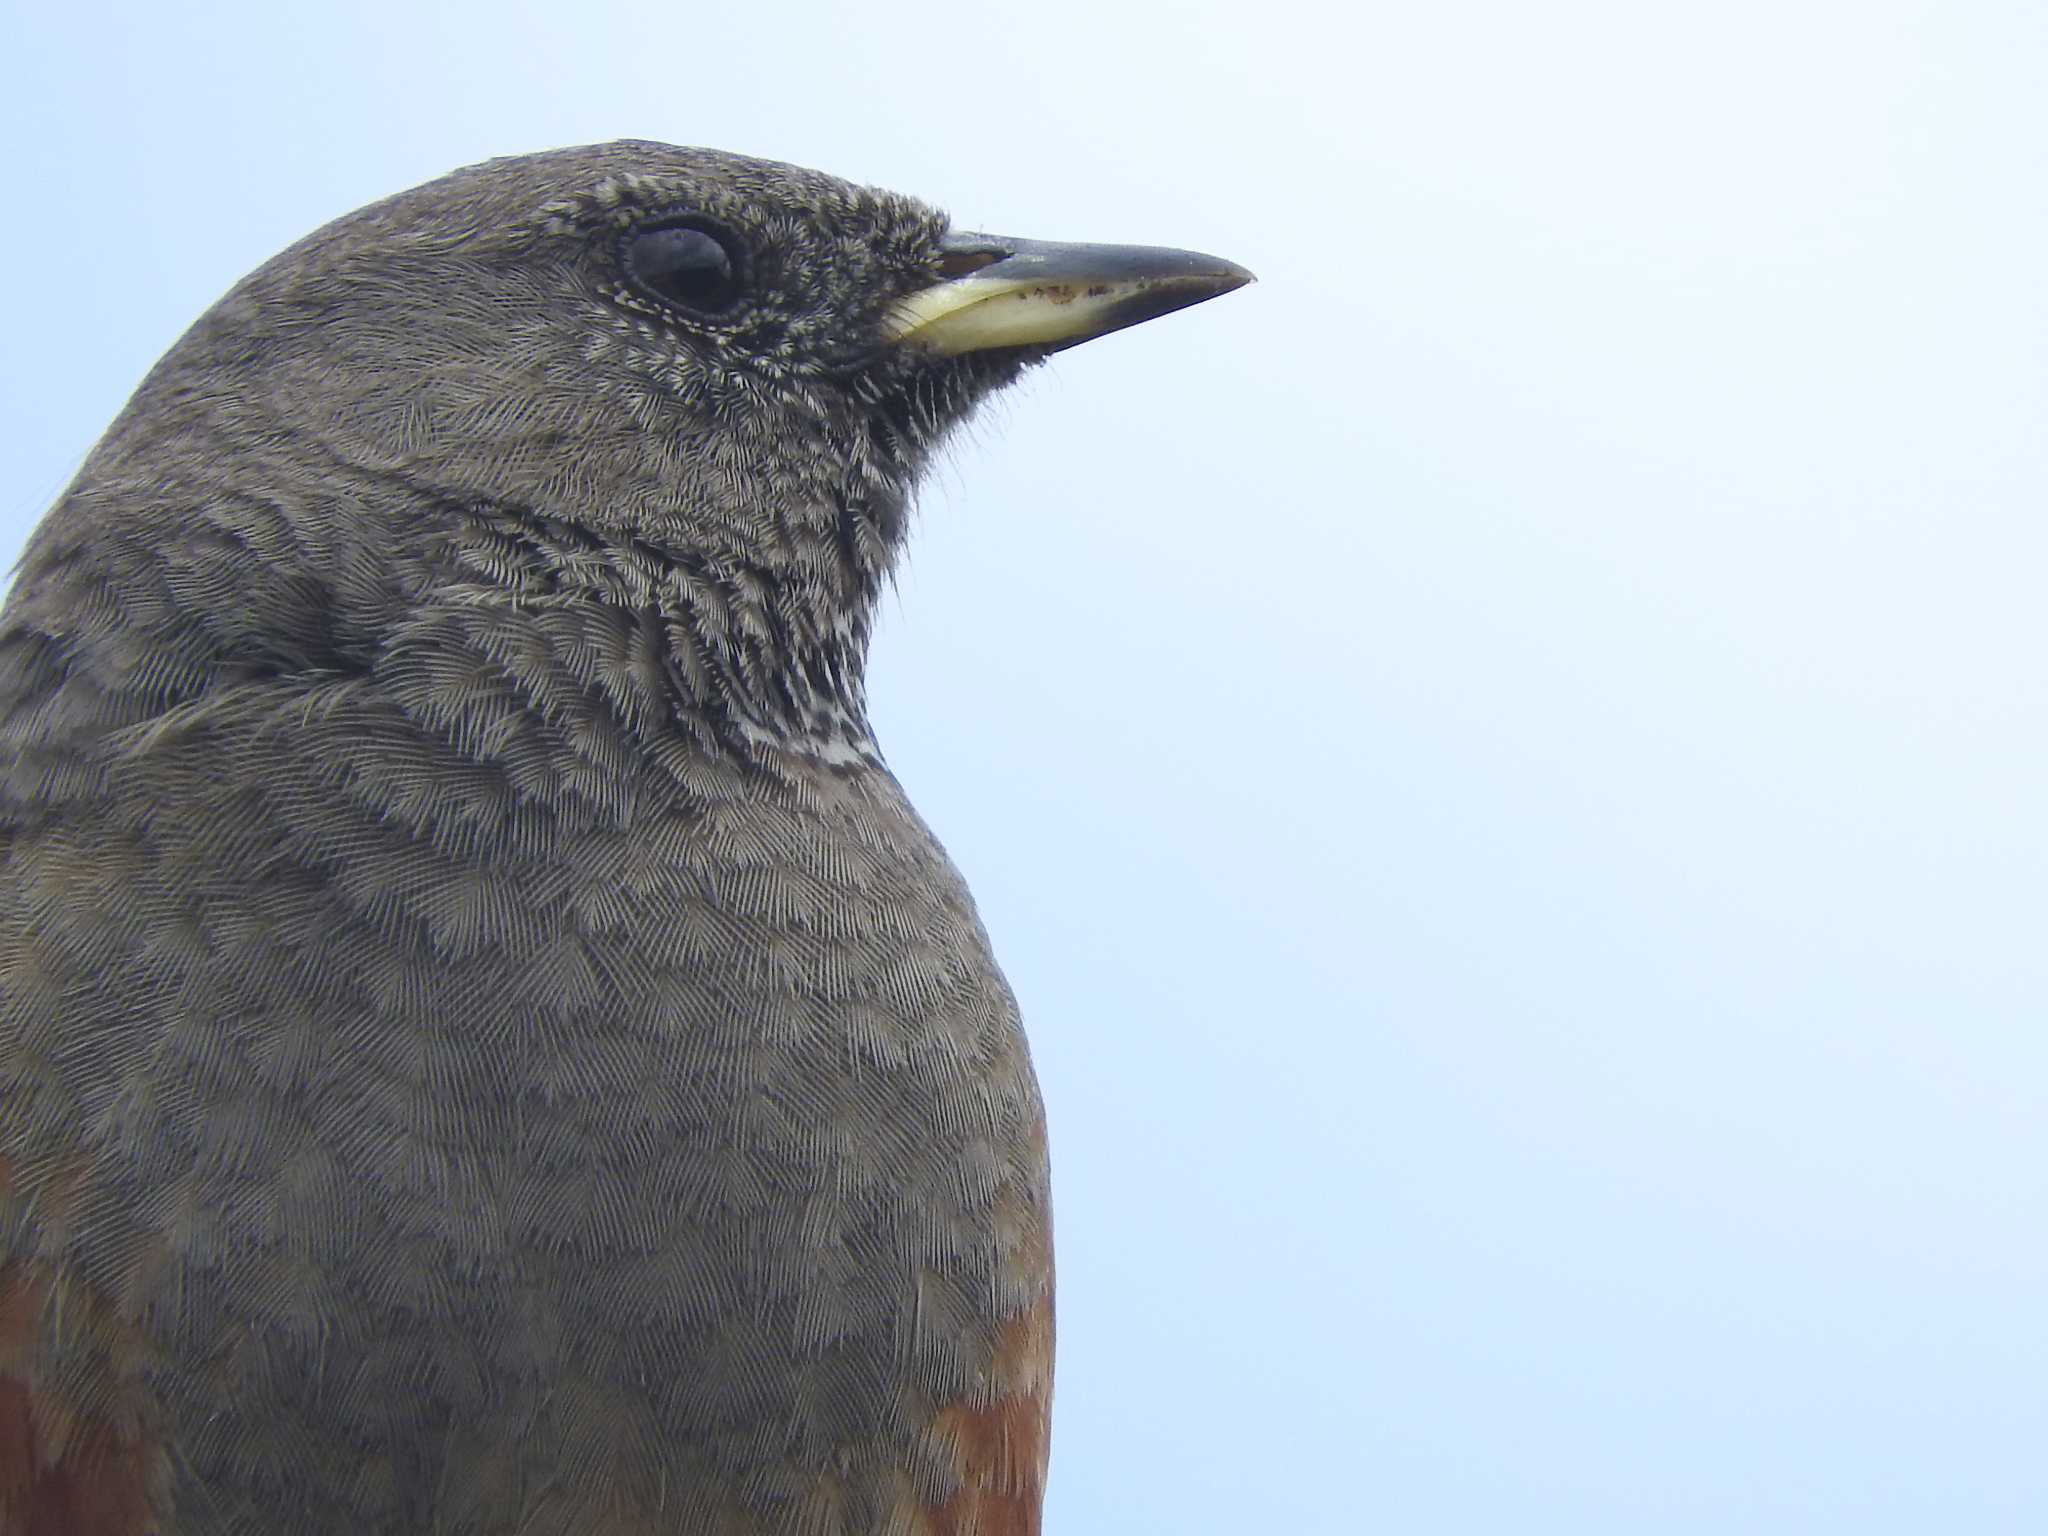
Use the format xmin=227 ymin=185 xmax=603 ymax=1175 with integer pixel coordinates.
xmin=0 ymin=141 xmax=1248 ymax=1535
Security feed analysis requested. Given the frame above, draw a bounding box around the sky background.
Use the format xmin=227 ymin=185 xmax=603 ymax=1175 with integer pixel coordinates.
xmin=7 ymin=3 xmax=2046 ymax=1530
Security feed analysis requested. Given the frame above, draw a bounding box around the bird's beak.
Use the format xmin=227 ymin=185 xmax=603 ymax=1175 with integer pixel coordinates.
xmin=881 ymin=233 xmax=1253 ymax=356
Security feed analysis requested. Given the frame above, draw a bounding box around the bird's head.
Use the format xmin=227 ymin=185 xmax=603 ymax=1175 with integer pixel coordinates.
xmin=167 ymin=141 xmax=1246 ymax=594
xmin=52 ymin=141 xmax=1247 ymax=758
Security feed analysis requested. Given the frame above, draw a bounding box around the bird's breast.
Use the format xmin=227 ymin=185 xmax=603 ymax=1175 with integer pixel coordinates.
xmin=2 ymin=694 xmax=1054 ymax=1531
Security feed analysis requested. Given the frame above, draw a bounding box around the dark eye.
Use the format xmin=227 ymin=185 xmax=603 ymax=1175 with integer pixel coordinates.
xmin=624 ymin=221 xmax=745 ymax=314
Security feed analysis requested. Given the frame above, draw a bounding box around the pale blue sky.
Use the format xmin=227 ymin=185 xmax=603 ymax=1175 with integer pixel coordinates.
xmin=7 ymin=3 xmax=2046 ymax=1530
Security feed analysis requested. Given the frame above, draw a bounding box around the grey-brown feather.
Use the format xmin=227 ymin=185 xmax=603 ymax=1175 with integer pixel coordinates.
xmin=0 ymin=143 xmax=1051 ymax=1533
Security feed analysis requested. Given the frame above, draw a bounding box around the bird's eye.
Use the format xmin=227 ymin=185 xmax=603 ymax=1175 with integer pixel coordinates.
xmin=624 ymin=221 xmax=745 ymax=315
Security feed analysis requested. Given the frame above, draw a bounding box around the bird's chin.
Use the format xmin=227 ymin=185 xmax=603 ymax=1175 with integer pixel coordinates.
xmin=844 ymin=345 xmax=1047 ymax=456
xmin=940 ymin=344 xmax=1059 ymax=416
xmin=951 ymin=342 xmax=1051 ymax=384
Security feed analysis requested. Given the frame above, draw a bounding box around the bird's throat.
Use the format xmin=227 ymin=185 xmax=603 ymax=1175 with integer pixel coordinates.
xmin=436 ymin=500 xmax=885 ymax=770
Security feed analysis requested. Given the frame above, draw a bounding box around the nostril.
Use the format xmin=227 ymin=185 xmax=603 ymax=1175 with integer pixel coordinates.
xmin=935 ymin=246 xmax=1005 ymax=279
